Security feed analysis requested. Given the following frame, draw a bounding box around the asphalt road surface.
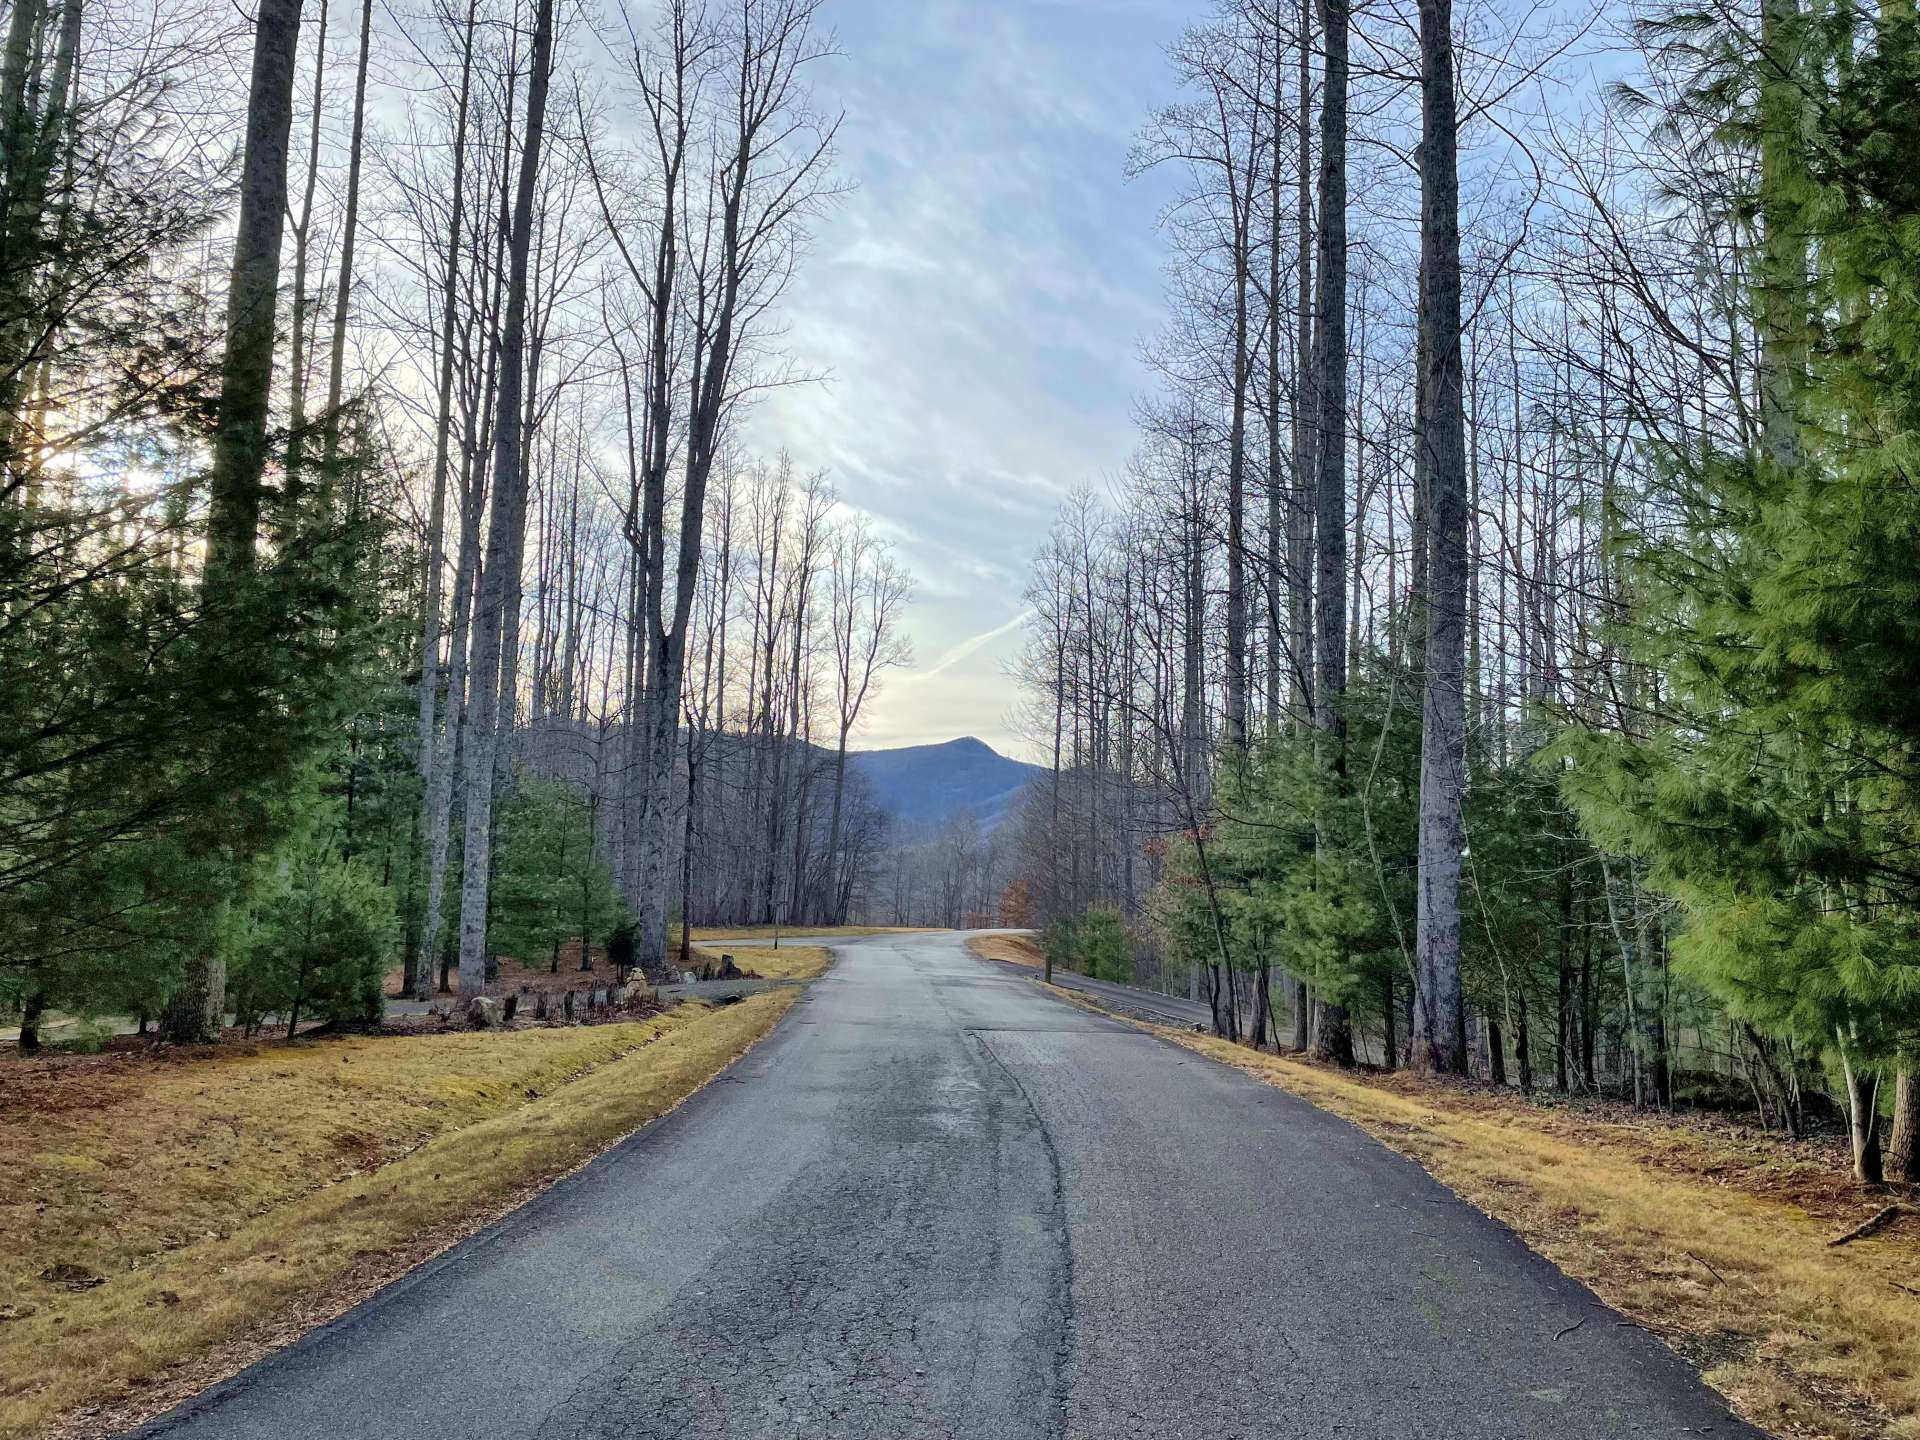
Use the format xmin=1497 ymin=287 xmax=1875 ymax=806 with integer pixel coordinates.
xmin=139 ymin=931 xmax=1759 ymax=1440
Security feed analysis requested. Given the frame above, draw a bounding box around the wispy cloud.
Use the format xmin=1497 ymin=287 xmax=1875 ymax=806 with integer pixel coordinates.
xmin=913 ymin=608 xmax=1037 ymax=683
xmin=739 ymin=0 xmax=1185 ymax=754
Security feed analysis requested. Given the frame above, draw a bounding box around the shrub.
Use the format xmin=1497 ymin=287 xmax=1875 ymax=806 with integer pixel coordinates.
xmin=1078 ymin=906 xmax=1132 ymax=984
xmin=232 ymin=839 xmax=395 ymax=1034
xmin=1042 ymin=917 xmax=1079 ymax=974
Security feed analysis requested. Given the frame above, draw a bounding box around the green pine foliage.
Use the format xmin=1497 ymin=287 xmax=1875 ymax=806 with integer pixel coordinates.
xmin=230 ymin=831 xmax=397 ymax=1036
xmin=1166 ymin=680 xmax=1421 ymax=1048
xmin=1038 ymin=915 xmax=1082 ymax=975
xmin=1559 ymin=7 xmax=1920 ymax=1104
xmin=1077 ymin=905 xmax=1133 ymax=983
xmin=488 ymin=778 xmax=626 ymax=972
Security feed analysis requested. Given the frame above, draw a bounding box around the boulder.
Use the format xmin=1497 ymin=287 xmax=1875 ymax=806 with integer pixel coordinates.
xmin=466 ymin=996 xmax=501 ymax=1029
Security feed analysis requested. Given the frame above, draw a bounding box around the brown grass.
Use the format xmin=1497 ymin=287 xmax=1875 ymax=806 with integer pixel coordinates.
xmin=0 ymin=992 xmax=800 ymax=1439
xmin=965 ymin=932 xmax=1043 ymax=968
xmin=1062 ymin=990 xmax=1920 ymax=1440
xmin=681 ymin=923 xmax=936 ymax=944
xmin=689 ymin=943 xmax=834 ymax=982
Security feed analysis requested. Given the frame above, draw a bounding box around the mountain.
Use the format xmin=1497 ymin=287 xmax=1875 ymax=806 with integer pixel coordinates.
xmin=849 ymin=736 xmax=1042 ymax=833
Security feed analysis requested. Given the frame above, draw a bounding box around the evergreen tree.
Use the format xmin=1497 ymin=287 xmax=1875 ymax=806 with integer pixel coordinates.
xmin=1078 ymin=906 xmax=1133 ymax=984
xmin=489 ymin=778 xmax=625 ymax=973
xmin=1562 ymin=3 xmax=1920 ymax=1177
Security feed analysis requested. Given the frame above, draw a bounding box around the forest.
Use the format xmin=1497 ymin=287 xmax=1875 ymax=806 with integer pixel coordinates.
xmin=9 ymin=0 xmax=1920 ymax=1431
xmin=1000 ymin=0 xmax=1920 ymax=1184
xmin=6 ymin=0 xmax=1920 ymax=1194
xmin=0 ymin=0 xmax=931 ymax=1051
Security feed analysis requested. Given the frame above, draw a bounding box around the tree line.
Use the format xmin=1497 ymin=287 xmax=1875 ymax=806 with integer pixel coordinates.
xmin=1005 ymin=0 xmax=1920 ymax=1183
xmin=0 ymin=0 xmax=917 ymax=1049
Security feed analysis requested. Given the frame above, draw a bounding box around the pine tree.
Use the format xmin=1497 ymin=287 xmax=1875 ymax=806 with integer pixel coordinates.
xmin=1562 ymin=1 xmax=1920 ymax=1179
xmin=489 ymin=778 xmax=625 ymax=974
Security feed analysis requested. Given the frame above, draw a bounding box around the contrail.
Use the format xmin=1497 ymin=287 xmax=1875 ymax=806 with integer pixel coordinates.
xmin=913 ymin=607 xmax=1035 ymax=681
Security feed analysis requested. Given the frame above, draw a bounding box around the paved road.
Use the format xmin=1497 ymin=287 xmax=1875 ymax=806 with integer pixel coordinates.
xmin=138 ymin=931 xmax=1758 ymax=1440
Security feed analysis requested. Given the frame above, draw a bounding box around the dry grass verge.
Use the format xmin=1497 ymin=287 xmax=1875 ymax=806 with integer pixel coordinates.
xmin=0 ymin=992 xmax=800 ymax=1439
xmin=1070 ymin=996 xmax=1920 ymax=1440
xmin=965 ymin=932 xmax=1043 ymax=968
xmin=689 ymin=943 xmax=833 ymax=982
xmin=682 ymin=923 xmax=935 ymax=944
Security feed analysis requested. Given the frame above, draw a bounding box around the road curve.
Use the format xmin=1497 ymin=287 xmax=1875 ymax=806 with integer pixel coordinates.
xmin=137 ymin=930 xmax=1759 ymax=1440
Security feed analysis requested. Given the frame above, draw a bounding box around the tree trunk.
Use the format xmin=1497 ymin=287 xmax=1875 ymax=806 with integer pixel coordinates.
xmin=1515 ymin=981 xmax=1532 ymax=1093
xmin=408 ymin=0 xmax=477 ymax=999
xmin=0 ymin=0 xmax=50 ymax=450
xmin=825 ymin=731 xmax=850 ymax=923
xmin=1555 ymin=850 xmax=1572 ymax=1091
xmin=1223 ymin=214 xmax=1250 ymax=752
xmin=1755 ymin=0 xmax=1806 ymax=477
xmin=16 ymin=988 xmax=45 ymax=1054
xmin=1380 ymin=971 xmax=1396 ymax=1072
xmin=284 ymin=0 xmax=328 ymax=474
xmin=1841 ymin=1049 xmax=1884 ymax=1185
xmin=318 ymin=0 xmax=373 ymax=480
xmin=454 ymin=0 xmax=555 ymax=996
xmin=1410 ymin=0 xmax=1468 ymax=1077
xmin=1308 ymin=0 xmax=1353 ymax=1068
xmin=1886 ymin=1070 xmax=1918 ymax=1184
xmin=161 ymin=0 xmax=304 ymax=1045
xmin=1288 ymin=0 xmax=1316 ymax=736
xmin=1251 ymin=954 xmax=1272 ymax=1048
xmin=199 ymin=0 xmax=303 ymax=584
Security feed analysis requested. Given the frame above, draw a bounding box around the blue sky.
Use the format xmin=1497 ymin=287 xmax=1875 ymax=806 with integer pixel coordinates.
xmin=744 ymin=0 xmax=1190 ymax=759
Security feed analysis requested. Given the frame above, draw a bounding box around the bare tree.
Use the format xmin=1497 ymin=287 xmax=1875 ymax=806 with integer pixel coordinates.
xmin=820 ymin=519 xmax=911 ymax=921
xmin=456 ymin=0 xmax=558 ymax=996
xmin=589 ymin=0 xmax=839 ymax=978
xmin=1308 ymin=0 xmax=1354 ymax=1065
xmin=1410 ymin=0 xmax=1468 ymax=1074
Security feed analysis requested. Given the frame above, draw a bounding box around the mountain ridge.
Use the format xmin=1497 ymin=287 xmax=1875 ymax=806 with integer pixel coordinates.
xmin=848 ymin=735 xmax=1041 ymax=833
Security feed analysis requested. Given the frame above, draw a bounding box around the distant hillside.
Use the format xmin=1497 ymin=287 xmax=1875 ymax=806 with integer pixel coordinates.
xmin=849 ymin=736 xmax=1041 ymax=833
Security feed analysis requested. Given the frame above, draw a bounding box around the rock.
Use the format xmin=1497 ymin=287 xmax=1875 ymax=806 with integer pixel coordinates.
xmin=502 ymin=994 xmax=518 ymax=1023
xmin=40 ymin=1263 xmax=104 ymax=1292
xmin=679 ymin=970 xmax=699 ymax=985
xmin=465 ymin=996 xmax=501 ymax=1029
xmin=719 ymin=954 xmax=742 ymax=980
